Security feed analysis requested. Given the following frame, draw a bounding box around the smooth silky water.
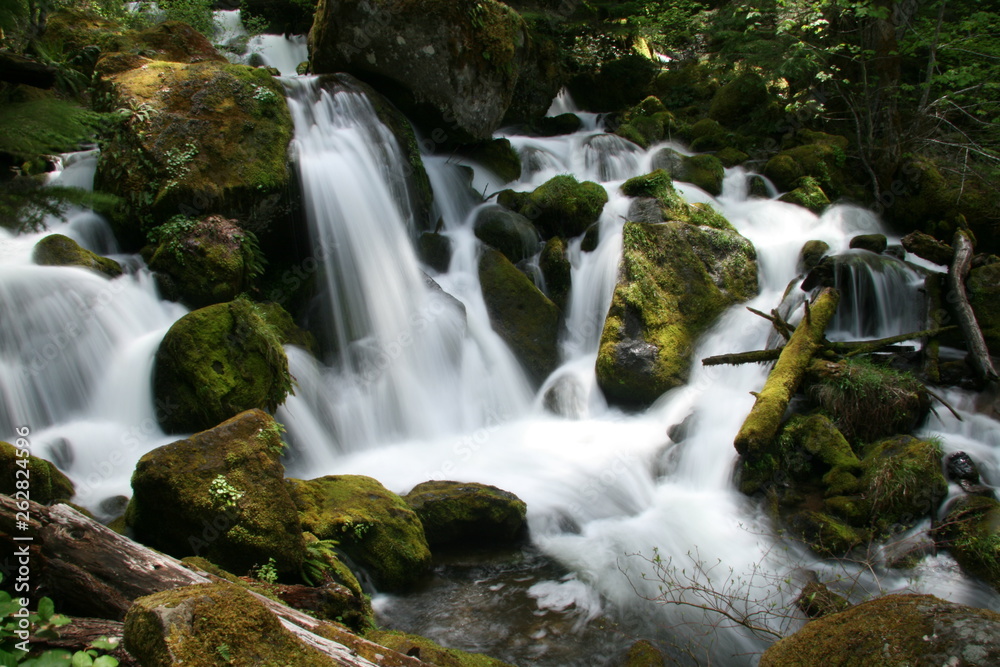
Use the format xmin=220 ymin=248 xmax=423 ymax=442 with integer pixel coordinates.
xmin=2 ymin=38 xmax=998 ymax=665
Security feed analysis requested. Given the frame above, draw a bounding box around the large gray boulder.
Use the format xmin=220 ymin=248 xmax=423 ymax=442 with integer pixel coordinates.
xmin=309 ymin=0 xmax=528 ymax=141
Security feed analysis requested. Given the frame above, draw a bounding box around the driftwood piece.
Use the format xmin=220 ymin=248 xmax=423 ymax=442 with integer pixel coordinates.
xmin=734 ymin=288 xmax=840 ymax=457
xmin=0 ymin=496 xmax=425 ymax=667
xmin=949 ymin=230 xmax=998 ymax=383
xmin=828 ymin=325 xmax=958 ymax=357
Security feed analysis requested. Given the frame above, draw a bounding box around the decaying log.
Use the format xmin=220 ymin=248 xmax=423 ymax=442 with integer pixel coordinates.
xmin=747 ymin=307 xmax=794 ymax=340
xmin=702 ymin=348 xmax=784 ymax=366
xmin=829 ymin=325 xmax=958 ymax=357
xmin=0 ymin=496 xmax=426 ymax=667
xmin=0 ymin=51 xmax=57 ymax=89
xmin=949 ymin=230 xmax=998 ymax=383
xmin=734 ymin=288 xmax=840 ymax=457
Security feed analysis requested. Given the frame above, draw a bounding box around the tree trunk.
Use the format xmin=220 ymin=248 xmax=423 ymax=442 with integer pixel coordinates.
xmin=949 ymin=230 xmax=998 ymax=383
xmin=0 ymin=51 xmax=56 ymax=88
xmin=734 ymin=288 xmax=840 ymax=458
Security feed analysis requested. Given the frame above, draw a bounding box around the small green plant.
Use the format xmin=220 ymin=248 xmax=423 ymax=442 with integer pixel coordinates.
xmin=253 ymin=558 xmax=279 ymax=585
xmin=255 ymin=420 xmax=288 ymax=456
xmin=162 ymin=142 xmax=198 ymax=191
xmin=341 ymin=519 xmax=370 ymax=540
xmin=208 ymin=474 xmax=244 ymax=509
xmin=1 ymin=574 xmax=120 ymax=666
xmin=251 ymin=84 xmax=278 ymax=104
xmin=215 ymin=642 xmax=232 ymax=663
xmin=147 ymin=214 xmax=198 ymax=264
xmin=301 ymin=538 xmax=340 ymax=586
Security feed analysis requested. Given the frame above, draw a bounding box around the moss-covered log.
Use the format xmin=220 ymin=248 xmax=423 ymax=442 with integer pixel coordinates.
xmin=734 ymin=287 xmax=840 ymax=458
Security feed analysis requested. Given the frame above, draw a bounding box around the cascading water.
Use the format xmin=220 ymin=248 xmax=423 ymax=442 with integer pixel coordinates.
xmin=0 ymin=151 xmax=187 ymax=519
xmin=273 ymin=77 xmax=1000 ymax=664
xmin=4 ymin=32 xmax=999 ymax=662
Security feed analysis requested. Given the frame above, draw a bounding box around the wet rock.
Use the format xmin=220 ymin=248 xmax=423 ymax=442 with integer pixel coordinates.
xmin=622 ymin=639 xmax=666 ymax=666
xmin=795 ymin=579 xmax=850 ymax=619
xmin=798 ymin=240 xmax=830 ymax=273
xmin=566 ymin=54 xmax=658 ymax=113
xmin=760 ymin=594 xmax=1000 ymax=666
xmin=146 ymin=215 xmax=254 ymax=308
xmin=418 ymin=231 xmax=453 ymax=273
xmin=366 ymin=629 xmax=516 ymax=667
xmin=124 ymin=583 xmax=338 ymax=666
xmin=33 ymin=233 xmax=122 ymax=278
xmin=936 ymin=495 xmax=1000 ymax=591
xmin=0 ymin=440 xmax=74 ymax=503
xmin=152 ymin=298 xmax=293 ymax=434
xmin=849 ymin=233 xmax=888 ymax=254
xmin=747 ymin=174 xmax=770 ymax=199
xmin=458 ymin=137 xmax=522 ymax=184
xmin=474 ymin=205 xmax=541 ymax=264
xmin=287 ymin=474 xmax=431 ymax=592
xmin=498 ymin=174 xmax=608 ymax=240
xmin=539 ymin=236 xmax=572 ymax=312
xmin=310 ymin=0 xmax=528 ymax=141
xmin=947 ymin=451 xmax=982 ymax=484
xmin=125 ymin=409 xmax=305 ymax=577
xmin=596 ymin=221 xmax=757 ymax=406
xmin=403 ymin=480 xmax=527 ymax=547
xmin=708 ymin=72 xmax=768 ymax=127
xmin=778 ymin=176 xmax=830 ymax=214
xmin=478 ymin=247 xmax=560 ymax=384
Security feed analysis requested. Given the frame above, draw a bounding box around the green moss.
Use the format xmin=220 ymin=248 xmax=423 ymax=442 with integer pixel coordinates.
xmin=807 ymin=357 xmax=930 ymax=443
xmin=596 ymin=221 xmax=757 ymax=406
xmin=33 ymin=234 xmax=123 ymax=278
xmin=478 ymin=248 xmax=560 ymax=384
xmin=798 ymin=240 xmax=830 ymax=273
xmin=126 ymin=410 xmax=305 ymax=577
xmin=366 ymin=629 xmax=515 ymax=667
xmin=715 ymin=147 xmax=749 ymax=167
xmin=403 ymin=481 xmax=527 ymax=547
xmin=779 ymin=176 xmax=830 ymax=214
xmin=501 ymin=174 xmax=608 ymax=239
xmin=763 ymin=154 xmax=803 ymax=192
xmin=788 ymin=510 xmax=868 ymax=557
xmin=622 ymin=639 xmax=665 ymax=666
xmin=461 ymin=138 xmax=522 ymax=183
xmin=680 ymin=154 xmax=724 ymax=196
xmin=688 ymin=203 xmax=735 ymax=232
xmin=708 ymin=72 xmax=769 ymax=128
xmin=473 ymin=206 xmax=541 ymax=264
xmin=937 ymin=495 xmax=1000 ymax=590
xmin=153 ymin=297 xmax=293 ymax=434
xmin=539 ymin=236 xmax=572 ymax=312
xmin=0 ymin=441 xmax=75 ymax=503
xmin=287 ymin=475 xmax=431 ymax=592
xmin=859 ymin=435 xmax=947 ymax=534
xmin=96 ymin=59 xmax=293 ymax=243
xmin=124 ymin=583 xmax=339 ymax=666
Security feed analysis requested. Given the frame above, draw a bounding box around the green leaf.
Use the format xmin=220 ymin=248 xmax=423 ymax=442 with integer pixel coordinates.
xmin=92 ymin=657 xmax=118 ymax=667
xmin=70 ymin=651 xmax=94 ymax=667
xmin=88 ymin=639 xmax=119 ymax=652
xmin=37 ymin=598 xmax=55 ymax=622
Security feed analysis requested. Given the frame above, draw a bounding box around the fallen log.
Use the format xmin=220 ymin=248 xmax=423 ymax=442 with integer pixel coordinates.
xmin=702 ymin=348 xmax=784 ymax=366
xmin=734 ymin=287 xmax=840 ymax=457
xmin=0 ymin=496 xmax=424 ymax=667
xmin=0 ymin=51 xmax=57 ymax=89
xmin=901 ymin=230 xmax=954 ymax=266
xmin=949 ymin=230 xmax=998 ymax=383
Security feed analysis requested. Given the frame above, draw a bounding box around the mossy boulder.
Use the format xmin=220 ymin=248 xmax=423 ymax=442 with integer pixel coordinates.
xmin=418 ymin=231 xmax=453 ymax=273
xmin=968 ymin=262 xmax=1000 ymax=355
xmin=287 ymin=475 xmax=431 ymax=592
xmin=715 ymin=146 xmax=749 ymax=167
xmin=649 ymin=152 xmax=724 ymax=197
xmin=596 ymin=221 xmax=758 ymax=406
xmin=498 ymin=174 xmax=608 ymax=240
xmin=403 ymin=480 xmax=527 ymax=547
xmin=152 ymin=298 xmax=293 ymax=434
xmin=708 ymin=72 xmax=769 ymax=127
xmin=806 ymin=359 xmax=930 ymax=443
xmin=241 ymin=0 xmax=317 ymax=35
xmin=473 ymin=205 xmax=541 ymax=264
xmin=132 ymin=21 xmax=229 ymax=64
xmin=0 ymin=441 xmax=74 ymax=503
xmin=849 ymin=233 xmax=888 ymax=254
xmin=798 ymin=240 xmax=830 ymax=273
xmin=764 ymin=139 xmax=856 ymax=201
xmin=531 ymin=113 xmax=583 ymax=137
xmin=145 ymin=215 xmax=255 ymax=308
xmin=858 ymin=435 xmax=947 ymax=534
xmin=651 ymin=62 xmax=718 ymax=109
xmin=740 ymin=413 xmax=862 ymax=497
xmin=366 ymin=629 xmax=516 ymax=667
xmin=759 ymin=594 xmax=1000 ymax=667
xmin=539 ymin=236 xmax=572 ymax=312
xmin=786 ymin=510 xmax=868 ymax=556
xmin=32 ymin=234 xmax=123 ymax=278
xmin=478 ymin=247 xmax=561 ymax=385
xmin=123 ymin=583 xmax=339 ymax=667
xmin=936 ymin=495 xmax=1000 ymax=591
xmin=95 ymin=56 xmax=293 ymax=246
xmin=778 ymin=176 xmax=830 ymax=214
xmin=310 ymin=0 xmax=528 ymax=142
xmin=125 ymin=409 xmax=305 ymax=577
xmin=622 ymin=639 xmax=665 ymax=666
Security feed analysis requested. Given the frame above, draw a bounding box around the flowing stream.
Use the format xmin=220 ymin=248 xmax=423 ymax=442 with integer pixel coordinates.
xmin=1 ymin=50 xmax=998 ymax=665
